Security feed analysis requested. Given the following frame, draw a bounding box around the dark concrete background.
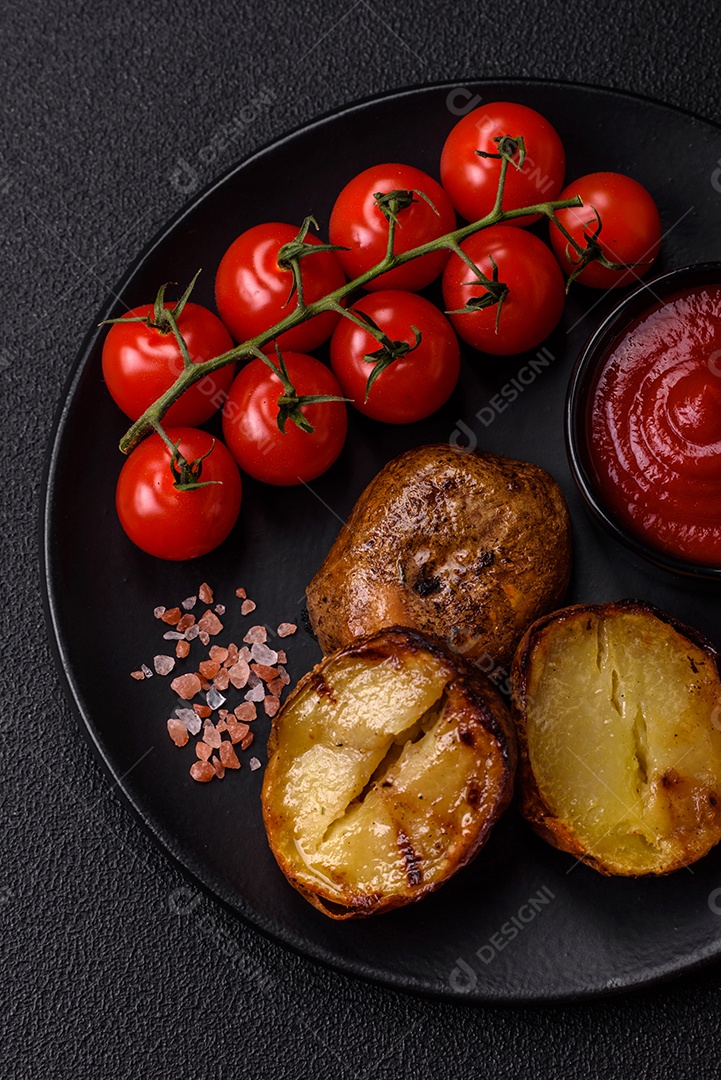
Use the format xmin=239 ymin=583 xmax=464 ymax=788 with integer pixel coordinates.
xmin=5 ymin=1 xmax=721 ymax=1076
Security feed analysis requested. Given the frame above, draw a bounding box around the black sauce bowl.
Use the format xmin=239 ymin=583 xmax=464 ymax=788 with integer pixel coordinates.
xmin=565 ymin=262 xmax=721 ymax=581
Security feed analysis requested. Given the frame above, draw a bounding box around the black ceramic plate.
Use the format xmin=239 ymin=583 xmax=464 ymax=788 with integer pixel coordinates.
xmin=42 ymin=81 xmax=721 ymax=1003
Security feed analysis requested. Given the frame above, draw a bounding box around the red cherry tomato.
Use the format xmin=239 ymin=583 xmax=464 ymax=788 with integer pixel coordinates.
xmin=116 ymin=428 xmax=242 ymax=560
xmin=102 ymin=302 xmax=235 ymax=424
xmin=440 ymin=102 xmax=565 ymax=226
xmin=442 ymin=226 xmax=565 ymax=355
xmin=222 ymin=352 xmax=348 ymax=486
xmin=215 ymin=223 xmax=346 ymax=351
xmin=549 ymin=172 xmax=662 ymax=288
xmin=329 ymin=290 xmax=460 ymax=423
xmin=328 ymin=163 xmax=456 ymax=291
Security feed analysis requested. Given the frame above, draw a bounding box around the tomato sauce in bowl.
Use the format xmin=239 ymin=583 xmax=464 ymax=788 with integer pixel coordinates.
xmin=567 ymin=265 xmax=721 ymax=577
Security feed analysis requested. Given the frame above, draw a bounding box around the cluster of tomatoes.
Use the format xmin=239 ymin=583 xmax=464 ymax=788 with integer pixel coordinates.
xmin=103 ymin=101 xmax=662 ymax=560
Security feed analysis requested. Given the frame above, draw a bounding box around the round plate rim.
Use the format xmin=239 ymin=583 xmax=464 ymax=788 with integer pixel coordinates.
xmin=39 ymin=77 xmax=721 ymax=1005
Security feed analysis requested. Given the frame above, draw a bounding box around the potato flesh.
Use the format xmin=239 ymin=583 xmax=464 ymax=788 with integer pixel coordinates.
xmin=271 ymin=650 xmax=493 ymax=901
xmin=526 ymin=612 xmax=721 ymax=872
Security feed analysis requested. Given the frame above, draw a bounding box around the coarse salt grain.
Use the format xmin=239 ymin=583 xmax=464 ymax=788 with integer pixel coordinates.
xmin=141 ymin=664 xmax=153 ymax=679
xmin=277 ymin=623 xmax=297 ymax=638
xmin=266 ymin=677 xmax=284 ymax=697
xmin=193 ymin=704 xmax=212 ymax=719
xmin=171 ymin=673 xmax=202 ymax=700
xmin=154 ymin=606 xmax=166 ymax=619
xmin=177 ymin=708 xmax=202 ymax=736
xmin=185 ymin=624 xmax=200 ymax=641
xmin=244 ymin=683 xmax=265 ymax=703
xmin=240 ymin=731 xmax=255 ymax=750
xmin=227 ymin=659 xmax=250 ymax=690
xmin=163 ymin=630 xmax=184 ymax=641
xmin=199 ymin=582 xmax=214 ymax=604
xmin=215 ymin=604 xmax=226 ymax=616
xmin=209 ymin=645 xmax=229 ymax=664
xmin=241 ymin=599 xmax=256 ymax=615
xmin=177 ymin=613 xmax=196 ymax=633
xmin=220 ymin=741 xmax=240 ymax=769
xmin=167 ymin=718 xmax=189 ymax=747
xmin=130 ymin=670 xmax=145 ymax=681
xmin=276 ymin=650 xmax=287 ymax=665
xmin=190 ymin=761 xmax=214 ymax=782
xmin=235 ymin=587 xmax=246 ymax=599
xmin=211 ymin=755 xmax=225 ymax=779
xmin=206 ymin=687 xmax=226 ymax=710
xmin=251 ymin=663 xmax=278 ymax=682
xmin=227 ymin=721 xmax=249 ymax=744
xmin=154 ymin=655 xmax=176 ymax=676
xmin=246 ymin=671 xmax=261 ymax=689
xmin=198 ymin=610 xmax=223 ymax=635
xmin=199 ymin=631 xmax=210 ymax=646
xmin=249 ymin=757 xmax=262 ymax=772
xmin=176 ymin=640 xmax=190 ymax=659
xmin=213 ymin=669 xmax=230 ymax=691
xmin=181 ymin=595 xmax=197 ymax=610
xmin=264 ymin=695 xmax=281 ymax=718
xmin=199 ymin=659 xmax=220 ymax=680
xmin=161 ymin=607 xmax=182 ymax=625
xmin=234 ymin=702 xmax=256 ymax=722
xmin=202 ymin=721 xmax=222 ymax=749
xmin=251 ymin=641 xmax=278 ymax=666
xmin=243 ymin=625 xmax=267 ymax=645
xmin=196 ymin=742 xmax=212 ymax=761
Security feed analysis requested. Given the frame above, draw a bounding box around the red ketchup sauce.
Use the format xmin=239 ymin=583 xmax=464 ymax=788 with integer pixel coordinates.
xmin=589 ymin=285 xmax=721 ymax=565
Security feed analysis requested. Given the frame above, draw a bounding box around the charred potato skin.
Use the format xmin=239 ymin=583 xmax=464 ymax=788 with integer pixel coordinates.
xmin=511 ymin=600 xmax=721 ymax=876
xmin=262 ymin=627 xmax=517 ymax=919
xmin=306 ymin=445 xmax=572 ymax=670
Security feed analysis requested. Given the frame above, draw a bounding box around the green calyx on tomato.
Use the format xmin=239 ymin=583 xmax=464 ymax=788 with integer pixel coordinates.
xmin=275 ymin=215 xmax=348 ymax=308
xmin=104 ymin=271 xmax=200 ymax=344
xmin=254 ymin=345 xmax=349 ymax=435
xmin=349 ymin=309 xmax=422 ymax=400
xmin=152 ymin=422 xmax=220 ymax=491
xmin=444 ymin=253 xmax=509 ymax=332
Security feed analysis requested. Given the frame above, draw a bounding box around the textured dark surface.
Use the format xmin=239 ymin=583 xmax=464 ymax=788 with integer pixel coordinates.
xmin=6 ymin=0 xmax=721 ymax=1076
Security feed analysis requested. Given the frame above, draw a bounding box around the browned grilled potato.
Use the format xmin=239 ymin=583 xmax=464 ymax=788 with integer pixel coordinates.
xmin=262 ymin=627 xmax=516 ymax=918
xmin=306 ymin=445 xmax=571 ymax=670
xmin=511 ymin=601 xmax=721 ymax=875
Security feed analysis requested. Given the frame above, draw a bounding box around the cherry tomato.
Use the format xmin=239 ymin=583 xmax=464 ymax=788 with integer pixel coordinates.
xmin=442 ymin=226 xmax=565 ymax=355
xmin=102 ymin=302 xmax=235 ymax=424
xmin=328 ymin=163 xmax=456 ymax=292
xmin=222 ymin=352 xmax=348 ymax=486
xmin=329 ymin=290 xmax=460 ymax=423
xmin=440 ymin=102 xmax=565 ymax=226
xmin=549 ymin=172 xmax=662 ymax=289
xmin=116 ymin=428 xmax=242 ymax=560
xmin=215 ymin=223 xmax=346 ymax=351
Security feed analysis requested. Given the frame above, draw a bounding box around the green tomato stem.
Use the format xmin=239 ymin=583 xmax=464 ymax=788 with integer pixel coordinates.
xmin=118 ymin=192 xmax=582 ymax=455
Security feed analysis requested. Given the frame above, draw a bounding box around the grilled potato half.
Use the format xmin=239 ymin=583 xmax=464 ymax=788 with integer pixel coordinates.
xmin=512 ymin=601 xmax=721 ymax=875
xmin=262 ymin=627 xmax=516 ymax=918
xmin=306 ymin=444 xmax=571 ymax=670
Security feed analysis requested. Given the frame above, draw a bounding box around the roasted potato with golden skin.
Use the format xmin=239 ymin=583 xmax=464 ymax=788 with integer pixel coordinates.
xmin=511 ymin=600 xmax=721 ymax=876
xmin=262 ymin=627 xmax=516 ymax=918
xmin=306 ymin=445 xmax=571 ymax=670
